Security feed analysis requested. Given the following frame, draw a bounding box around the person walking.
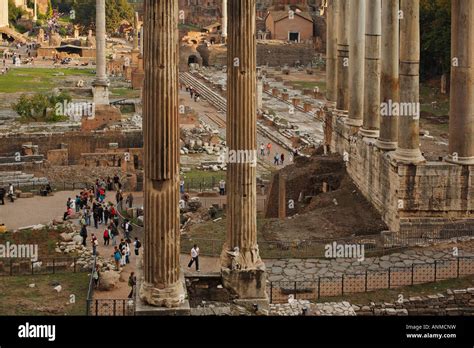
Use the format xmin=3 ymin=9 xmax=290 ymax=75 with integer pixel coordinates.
xmin=260 ymin=143 xmax=265 ymax=156
xmin=0 ymin=187 xmax=5 ymax=205
xmin=80 ymin=224 xmax=88 ymax=247
xmin=266 ymin=142 xmax=272 ymax=156
xmin=91 ymin=234 xmax=98 ymax=256
xmin=134 ymin=237 xmax=142 ymax=256
xmin=93 ymin=269 xmax=100 ymax=289
xmin=280 ymin=153 xmax=285 ymax=165
xmin=187 ymin=244 xmax=200 ymax=272
xmin=219 ymin=180 xmax=226 ymax=196
xmin=274 ymin=153 xmax=280 ymax=166
xmin=103 ymin=228 xmax=110 ymax=246
xmin=8 ymin=183 xmax=14 ymax=203
xmin=128 ymin=272 xmax=137 ymax=299
xmin=113 ymin=246 xmax=121 ymax=270
xmin=125 ymin=192 xmax=134 ymax=209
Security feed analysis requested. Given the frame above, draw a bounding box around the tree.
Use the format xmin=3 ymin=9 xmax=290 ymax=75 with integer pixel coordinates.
xmin=420 ymin=0 xmax=451 ymax=79
xmin=12 ymin=92 xmax=71 ymax=123
xmin=72 ymin=0 xmax=134 ymax=34
xmin=8 ymin=0 xmax=25 ymax=23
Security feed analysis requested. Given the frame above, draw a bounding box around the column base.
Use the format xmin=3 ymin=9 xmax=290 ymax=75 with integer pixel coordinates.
xmin=390 ymin=148 xmax=426 ymax=165
xmin=345 ymin=118 xmax=363 ymax=127
xmin=445 ymin=155 xmax=474 ymax=166
xmin=375 ymin=139 xmax=398 ymax=151
xmin=139 ymin=279 xmax=187 ymax=309
xmin=221 ymin=267 xmax=268 ymax=300
xmin=334 ymin=109 xmax=348 ymax=118
xmin=359 ymin=127 xmax=380 ymax=139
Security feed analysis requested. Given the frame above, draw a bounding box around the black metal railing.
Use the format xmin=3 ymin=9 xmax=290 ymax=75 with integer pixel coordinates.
xmin=0 ymin=257 xmax=87 ymax=277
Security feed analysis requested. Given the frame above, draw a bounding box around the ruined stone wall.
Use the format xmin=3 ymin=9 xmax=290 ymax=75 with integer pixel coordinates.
xmin=329 ymin=112 xmax=474 ymax=233
xmin=257 ymin=43 xmax=315 ymax=67
xmin=0 ymin=131 xmax=143 ymax=165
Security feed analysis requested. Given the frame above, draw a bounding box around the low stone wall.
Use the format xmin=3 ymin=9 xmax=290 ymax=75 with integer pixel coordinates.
xmin=0 ymin=130 xmax=143 ymax=165
xmin=354 ymin=288 xmax=474 ymax=316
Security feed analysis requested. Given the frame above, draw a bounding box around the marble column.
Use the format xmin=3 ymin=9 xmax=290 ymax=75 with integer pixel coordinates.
xmin=0 ymin=0 xmax=9 ymax=28
xmin=346 ymin=0 xmax=366 ymax=127
xmin=336 ymin=0 xmax=349 ymax=114
xmin=221 ymin=0 xmax=266 ymax=300
xmin=393 ymin=0 xmax=425 ymax=164
xmin=360 ymin=0 xmax=382 ymax=138
xmin=93 ymin=0 xmax=109 ymax=105
xmin=139 ymin=0 xmax=185 ymax=308
xmin=376 ymin=0 xmax=400 ymax=150
xmin=221 ymin=0 xmax=227 ymax=41
xmin=33 ymin=0 xmax=37 ymax=21
xmin=326 ymin=0 xmax=338 ymax=105
xmin=446 ymin=0 xmax=474 ymax=164
xmin=133 ymin=12 xmax=140 ymax=51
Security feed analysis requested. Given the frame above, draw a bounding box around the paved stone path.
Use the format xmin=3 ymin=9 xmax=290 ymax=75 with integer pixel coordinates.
xmin=266 ymin=248 xmax=474 ymax=282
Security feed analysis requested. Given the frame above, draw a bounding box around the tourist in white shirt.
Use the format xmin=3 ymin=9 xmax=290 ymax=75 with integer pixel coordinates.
xmin=187 ymin=244 xmax=200 ymax=272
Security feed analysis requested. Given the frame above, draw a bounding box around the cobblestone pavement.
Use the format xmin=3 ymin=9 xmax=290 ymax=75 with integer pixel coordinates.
xmin=266 ymin=247 xmax=474 ymax=282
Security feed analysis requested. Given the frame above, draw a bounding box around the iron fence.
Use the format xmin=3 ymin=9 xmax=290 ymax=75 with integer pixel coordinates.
xmin=0 ymin=257 xmax=88 ymax=276
xmin=87 ymin=298 xmax=136 ymax=316
xmin=268 ymin=256 xmax=474 ymax=303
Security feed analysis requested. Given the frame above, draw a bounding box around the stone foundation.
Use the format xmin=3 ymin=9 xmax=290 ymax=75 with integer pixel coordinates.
xmin=221 ymin=267 xmax=268 ymax=300
xmin=328 ymin=109 xmax=474 ymax=233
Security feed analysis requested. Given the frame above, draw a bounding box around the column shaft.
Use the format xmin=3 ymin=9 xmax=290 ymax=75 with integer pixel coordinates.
xmin=347 ymin=0 xmax=366 ymax=126
xmin=140 ymin=0 xmax=183 ymax=308
xmin=95 ymin=0 xmax=107 ymax=82
xmin=376 ymin=0 xmax=400 ymax=150
xmin=447 ymin=0 xmax=474 ymax=164
xmin=0 ymin=0 xmax=8 ymax=28
xmin=326 ymin=0 xmax=338 ymax=104
xmin=336 ymin=0 xmax=349 ymax=112
xmin=361 ymin=0 xmax=382 ymax=138
xmin=393 ymin=0 xmax=425 ymax=163
xmin=221 ymin=0 xmax=227 ymax=39
xmin=223 ymin=0 xmax=263 ymax=270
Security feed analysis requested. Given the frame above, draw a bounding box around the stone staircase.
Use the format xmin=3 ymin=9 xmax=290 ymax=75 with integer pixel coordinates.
xmin=0 ymin=171 xmax=49 ymax=189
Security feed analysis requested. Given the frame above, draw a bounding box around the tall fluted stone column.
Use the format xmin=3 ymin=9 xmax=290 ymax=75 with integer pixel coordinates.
xmin=139 ymin=0 xmax=185 ymax=308
xmin=221 ymin=0 xmax=266 ymax=301
xmin=346 ymin=0 xmax=366 ymax=127
xmin=326 ymin=0 xmax=338 ymax=105
xmin=133 ymin=12 xmax=140 ymax=51
xmin=446 ymin=0 xmax=474 ymax=164
xmin=131 ymin=12 xmax=140 ymax=65
xmin=0 ymin=0 xmax=9 ymax=28
xmin=336 ymin=0 xmax=349 ymax=114
xmin=221 ymin=0 xmax=227 ymax=41
xmin=393 ymin=0 xmax=425 ymax=164
xmin=33 ymin=0 xmax=37 ymax=21
xmin=93 ymin=0 xmax=109 ymax=105
xmin=376 ymin=0 xmax=400 ymax=150
xmin=360 ymin=0 xmax=381 ymax=138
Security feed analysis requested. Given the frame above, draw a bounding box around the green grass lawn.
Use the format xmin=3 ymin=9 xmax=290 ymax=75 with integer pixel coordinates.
xmin=110 ymin=87 xmax=141 ymax=99
xmin=181 ymin=169 xmax=226 ymax=189
xmin=0 ymin=68 xmax=95 ymax=93
xmin=291 ymin=80 xmax=326 ymax=93
xmin=0 ymin=273 xmax=89 ymax=315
